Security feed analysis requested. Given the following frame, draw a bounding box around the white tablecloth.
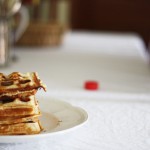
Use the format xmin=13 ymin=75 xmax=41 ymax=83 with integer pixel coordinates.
xmin=1 ymin=97 xmax=150 ymax=150
xmin=0 ymin=31 xmax=150 ymax=150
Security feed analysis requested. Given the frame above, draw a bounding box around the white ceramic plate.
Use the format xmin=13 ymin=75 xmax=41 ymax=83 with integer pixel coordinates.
xmin=0 ymin=98 xmax=88 ymax=143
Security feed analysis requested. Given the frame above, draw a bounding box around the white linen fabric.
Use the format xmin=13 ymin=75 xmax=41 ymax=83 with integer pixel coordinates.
xmin=0 ymin=31 xmax=150 ymax=149
xmin=4 ymin=44 xmax=150 ymax=94
xmin=1 ymin=97 xmax=150 ymax=150
xmin=63 ymin=32 xmax=149 ymax=61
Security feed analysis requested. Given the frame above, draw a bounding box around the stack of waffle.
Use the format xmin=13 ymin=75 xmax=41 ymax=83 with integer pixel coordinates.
xmin=0 ymin=72 xmax=46 ymax=135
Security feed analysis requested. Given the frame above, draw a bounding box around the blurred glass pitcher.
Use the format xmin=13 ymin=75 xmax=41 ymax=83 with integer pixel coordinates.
xmin=0 ymin=0 xmax=29 ymax=67
xmin=0 ymin=19 xmax=9 ymax=66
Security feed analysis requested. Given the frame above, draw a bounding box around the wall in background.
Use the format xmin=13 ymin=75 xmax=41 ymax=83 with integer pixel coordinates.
xmin=70 ymin=0 xmax=150 ymax=50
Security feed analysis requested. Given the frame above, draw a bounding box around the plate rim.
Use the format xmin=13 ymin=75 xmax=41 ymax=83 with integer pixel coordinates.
xmin=0 ymin=99 xmax=88 ymax=143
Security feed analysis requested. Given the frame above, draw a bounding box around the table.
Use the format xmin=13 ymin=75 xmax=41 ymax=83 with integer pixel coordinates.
xmin=0 ymin=31 xmax=150 ymax=150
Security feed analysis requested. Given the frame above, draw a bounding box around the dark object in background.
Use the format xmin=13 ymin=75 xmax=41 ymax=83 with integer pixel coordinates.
xmin=16 ymin=0 xmax=69 ymax=46
xmin=17 ymin=22 xmax=64 ymax=46
xmin=71 ymin=0 xmax=150 ymax=52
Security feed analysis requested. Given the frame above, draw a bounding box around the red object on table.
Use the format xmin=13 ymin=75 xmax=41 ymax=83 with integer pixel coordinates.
xmin=84 ymin=81 xmax=99 ymax=90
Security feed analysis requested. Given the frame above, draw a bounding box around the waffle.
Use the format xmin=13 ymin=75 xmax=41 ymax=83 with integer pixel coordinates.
xmin=0 ymin=72 xmax=46 ymax=135
xmin=0 ymin=115 xmax=40 ymax=125
xmin=0 ymin=72 xmax=46 ymax=95
xmin=0 ymin=95 xmax=40 ymax=117
xmin=0 ymin=121 xmax=43 ymax=135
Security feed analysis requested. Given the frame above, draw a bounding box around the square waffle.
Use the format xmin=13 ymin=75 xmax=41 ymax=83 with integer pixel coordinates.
xmin=0 ymin=72 xmax=46 ymax=135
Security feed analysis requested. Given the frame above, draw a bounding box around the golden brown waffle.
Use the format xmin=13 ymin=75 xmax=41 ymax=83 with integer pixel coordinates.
xmin=0 ymin=95 xmax=38 ymax=106
xmin=0 ymin=72 xmax=46 ymax=94
xmin=0 ymin=121 xmax=43 ymax=135
xmin=0 ymin=89 xmax=37 ymax=99
xmin=0 ymin=115 xmax=40 ymax=125
xmin=0 ymin=95 xmax=40 ymax=117
xmin=0 ymin=72 xmax=46 ymax=135
xmin=0 ymin=105 xmax=40 ymax=117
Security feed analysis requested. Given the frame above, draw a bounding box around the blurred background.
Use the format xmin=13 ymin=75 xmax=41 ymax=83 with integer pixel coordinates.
xmin=71 ymin=0 xmax=150 ymax=51
xmin=1 ymin=1 xmax=150 ymax=149
xmin=12 ymin=0 xmax=150 ymax=51
xmin=0 ymin=0 xmax=150 ymax=94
